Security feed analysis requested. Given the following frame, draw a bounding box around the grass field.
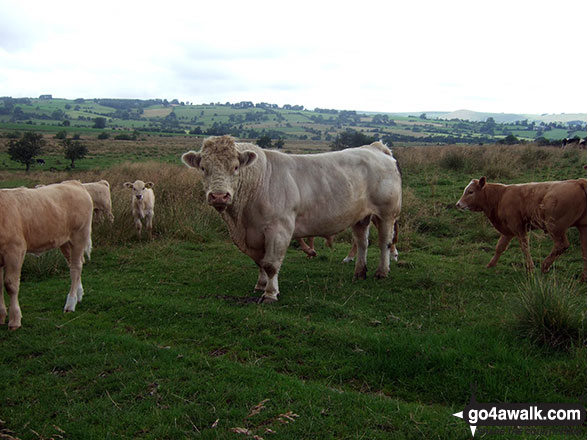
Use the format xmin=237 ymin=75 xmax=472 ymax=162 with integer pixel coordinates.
xmin=0 ymin=139 xmax=586 ymax=439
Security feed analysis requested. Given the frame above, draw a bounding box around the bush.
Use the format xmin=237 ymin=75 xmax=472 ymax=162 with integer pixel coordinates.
xmin=514 ymin=274 xmax=586 ymax=350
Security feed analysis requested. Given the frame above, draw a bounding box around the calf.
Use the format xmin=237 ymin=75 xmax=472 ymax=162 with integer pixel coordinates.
xmin=0 ymin=180 xmax=93 ymax=330
xmin=457 ymin=176 xmax=587 ymax=280
xmin=124 ymin=180 xmax=155 ymax=239
xmin=82 ymin=180 xmax=114 ymax=223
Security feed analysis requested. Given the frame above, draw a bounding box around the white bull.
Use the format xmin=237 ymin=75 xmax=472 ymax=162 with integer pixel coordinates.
xmin=182 ymin=135 xmax=402 ymax=303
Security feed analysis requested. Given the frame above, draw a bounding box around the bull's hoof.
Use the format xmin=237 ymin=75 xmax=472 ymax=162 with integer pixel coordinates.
xmin=258 ymin=294 xmax=278 ymax=304
xmin=8 ymin=323 xmax=21 ymax=331
xmin=306 ymin=250 xmax=317 ymax=258
xmin=353 ymin=269 xmax=367 ymax=280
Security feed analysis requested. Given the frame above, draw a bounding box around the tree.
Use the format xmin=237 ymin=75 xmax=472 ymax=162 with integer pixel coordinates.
xmin=256 ymin=135 xmax=272 ymax=149
xmin=63 ymin=138 xmax=88 ymax=168
xmin=93 ymin=117 xmax=106 ymax=129
xmin=330 ymin=129 xmax=376 ymax=151
xmin=7 ymin=132 xmax=45 ymax=171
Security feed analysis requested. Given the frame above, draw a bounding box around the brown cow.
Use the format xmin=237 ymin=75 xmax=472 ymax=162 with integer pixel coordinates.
xmin=0 ymin=181 xmax=93 ymax=330
xmin=182 ymin=135 xmax=402 ymax=303
xmin=456 ymin=177 xmax=587 ymax=280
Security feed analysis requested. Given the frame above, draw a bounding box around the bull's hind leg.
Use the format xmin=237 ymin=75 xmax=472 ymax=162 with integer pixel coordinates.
xmin=541 ymin=229 xmax=570 ymax=274
xmin=3 ymin=249 xmax=25 ymax=330
xmin=352 ymin=215 xmax=371 ymax=279
xmin=254 ymin=264 xmax=268 ymax=291
xmin=373 ymin=215 xmax=395 ymax=279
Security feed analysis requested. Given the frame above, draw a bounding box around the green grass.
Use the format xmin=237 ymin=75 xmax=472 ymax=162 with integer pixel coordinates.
xmin=1 ymin=142 xmax=586 ymax=439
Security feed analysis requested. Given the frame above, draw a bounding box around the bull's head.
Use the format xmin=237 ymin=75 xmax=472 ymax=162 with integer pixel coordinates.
xmin=124 ymin=180 xmax=154 ymax=201
xmin=182 ymin=136 xmax=257 ymax=212
xmin=456 ymin=176 xmax=486 ymax=211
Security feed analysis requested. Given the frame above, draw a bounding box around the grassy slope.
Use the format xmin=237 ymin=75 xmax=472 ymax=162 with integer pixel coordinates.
xmin=0 ymin=143 xmax=586 ymax=439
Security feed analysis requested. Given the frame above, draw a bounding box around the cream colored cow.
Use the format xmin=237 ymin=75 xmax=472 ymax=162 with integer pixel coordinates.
xmin=83 ymin=180 xmax=114 ymax=223
xmin=0 ymin=181 xmax=93 ymax=330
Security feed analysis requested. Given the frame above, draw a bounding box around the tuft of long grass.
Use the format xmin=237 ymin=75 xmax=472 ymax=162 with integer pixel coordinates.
xmin=514 ymin=273 xmax=586 ymax=350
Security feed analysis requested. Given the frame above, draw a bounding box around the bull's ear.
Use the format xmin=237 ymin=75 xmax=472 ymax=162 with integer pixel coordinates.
xmin=479 ymin=176 xmax=486 ymax=188
xmin=145 ymin=181 xmax=154 ymax=189
xmin=238 ymin=150 xmax=257 ymax=167
xmin=124 ymin=182 xmax=133 ymax=189
xmin=182 ymin=151 xmax=202 ymax=169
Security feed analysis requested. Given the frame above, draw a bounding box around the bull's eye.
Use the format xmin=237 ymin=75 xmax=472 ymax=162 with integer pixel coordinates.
xmin=468 ymin=190 xmax=474 ymax=194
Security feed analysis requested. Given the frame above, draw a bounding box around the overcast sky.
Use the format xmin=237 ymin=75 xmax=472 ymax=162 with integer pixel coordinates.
xmin=0 ymin=0 xmax=585 ymax=114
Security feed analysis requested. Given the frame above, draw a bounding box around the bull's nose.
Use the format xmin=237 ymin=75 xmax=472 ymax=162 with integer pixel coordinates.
xmin=136 ymin=195 xmax=143 ymax=200
xmin=208 ymin=192 xmax=231 ymax=204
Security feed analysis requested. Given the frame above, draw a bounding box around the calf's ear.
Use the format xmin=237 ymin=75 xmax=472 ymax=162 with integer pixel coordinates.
xmin=238 ymin=150 xmax=257 ymax=167
xmin=124 ymin=182 xmax=133 ymax=189
xmin=479 ymin=176 xmax=486 ymax=188
xmin=182 ymin=151 xmax=202 ymax=169
xmin=145 ymin=182 xmax=155 ymax=189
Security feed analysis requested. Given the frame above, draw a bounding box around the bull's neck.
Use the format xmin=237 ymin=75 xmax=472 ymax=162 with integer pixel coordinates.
xmin=220 ymin=146 xmax=267 ymax=249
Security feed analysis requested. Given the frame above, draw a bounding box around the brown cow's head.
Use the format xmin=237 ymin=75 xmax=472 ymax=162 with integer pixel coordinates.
xmin=456 ymin=177 xmax=486 ymax=211
xmin=124 ymin=180 xmax=154 ymax=201
xmin=181 ymin=136 xmax=257 ymax=212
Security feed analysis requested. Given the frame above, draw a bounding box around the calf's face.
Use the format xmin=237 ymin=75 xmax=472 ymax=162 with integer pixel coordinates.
xmin=182 ymin=140 xmax=257 ymax=212
xmin=456 ymin=177 xmax=486 ymax=211
xmin=124 ymin=180 xmax=154 ymax=201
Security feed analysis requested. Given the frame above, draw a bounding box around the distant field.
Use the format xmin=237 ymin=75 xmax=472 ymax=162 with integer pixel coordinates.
xmin=0 ymin=139 xmax=585 ymax=439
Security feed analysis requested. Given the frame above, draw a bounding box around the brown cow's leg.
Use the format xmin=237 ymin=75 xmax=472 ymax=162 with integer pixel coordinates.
xmin=486 ymin=234 xmax=513 ymax=268
xmin=297 ymin=238 xmax=317 ymax=258
xmin=352 ymin=215 xmax=371 ymax=279
xmin=578 ymin=226 xmax=587 ymax=281
xmin=4 ymin=250 xmax=25 ymax=330
xmin=0 ymin=266 xmax=6 ymax=325
xmin=517 ymin=233 xmax=535 ymax=272
xmin=541 ymin=230 xmax=570 ymax=273
xmin=343 ymin=240 xmax=357 ymax=263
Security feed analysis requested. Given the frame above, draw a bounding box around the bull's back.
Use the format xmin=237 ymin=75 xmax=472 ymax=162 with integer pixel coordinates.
xmin=0 ymin=182 xmax=93 ymax=253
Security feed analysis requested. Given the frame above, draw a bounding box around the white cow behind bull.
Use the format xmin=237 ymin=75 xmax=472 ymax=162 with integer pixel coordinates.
xmin=182 ymin=135 xmax=402 ymax=303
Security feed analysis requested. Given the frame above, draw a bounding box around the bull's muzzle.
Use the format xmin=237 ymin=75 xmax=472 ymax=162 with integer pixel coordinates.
xmin=208 ymin=192 xmax=231 ymax=212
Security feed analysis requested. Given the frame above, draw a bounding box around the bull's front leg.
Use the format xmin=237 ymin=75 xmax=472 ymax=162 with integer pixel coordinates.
xmin=258 ymin=225 xmax=292 ymax=303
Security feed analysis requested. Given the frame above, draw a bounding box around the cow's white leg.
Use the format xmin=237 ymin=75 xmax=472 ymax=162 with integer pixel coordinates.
xmin=254 ymin=264 xmax=268 ymax=291
xmin=146 ymin=211 xmax=154 ymax=240
xmin=64 ymin=244 xmax=84 ymax=313
xmin=134 ymin=217 xmax=143 ymax=239
xmin=0 ymin=266 xmax=6 ymax=325
xmin=374 ymin=217 xmax=394 ymax=279
xmin=352 ymin=216 xmax=371 ymax=279
xmin=259 ymin=226 xmax=291 ymax=303
xmin=4 ymin=250 xmax=25 ymax=330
